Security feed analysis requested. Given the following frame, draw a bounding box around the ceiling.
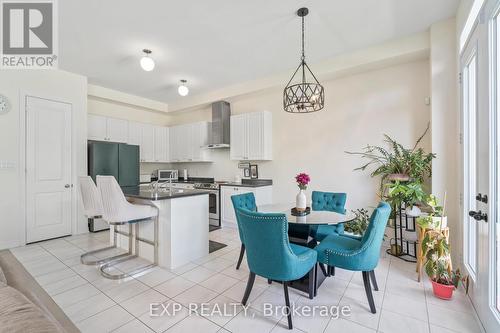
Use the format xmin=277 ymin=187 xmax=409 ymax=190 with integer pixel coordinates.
xmin=59 ymin=0 xmax=460 ymax=106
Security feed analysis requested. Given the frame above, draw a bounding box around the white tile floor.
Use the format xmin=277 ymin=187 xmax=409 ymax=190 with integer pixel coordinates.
xmin=10 ymin=228 xmax=483 ymax=333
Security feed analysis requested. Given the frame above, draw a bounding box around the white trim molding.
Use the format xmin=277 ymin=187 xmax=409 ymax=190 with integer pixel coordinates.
xmin=460 ymin=0 xmax=487 ymax=54
xmin=88 ymin=84 xmax=168 ymax=113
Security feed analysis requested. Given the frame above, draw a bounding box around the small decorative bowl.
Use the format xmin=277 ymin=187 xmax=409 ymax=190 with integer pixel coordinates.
xmin=291 ymin=207 xmax=311 ymax=216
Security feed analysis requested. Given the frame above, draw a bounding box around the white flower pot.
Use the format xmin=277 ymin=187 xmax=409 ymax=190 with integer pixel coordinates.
xmin=296 ymin=189 xmax=307 ymax=211
xmin=432 ymin=216 xmax=447 ymax=229
xmin=406 ymin=205 xmax=422 ymax=217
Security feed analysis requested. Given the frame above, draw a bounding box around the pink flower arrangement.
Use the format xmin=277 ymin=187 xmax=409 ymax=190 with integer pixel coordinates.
xmin=295 ymin=172 xmax=310 ymax=190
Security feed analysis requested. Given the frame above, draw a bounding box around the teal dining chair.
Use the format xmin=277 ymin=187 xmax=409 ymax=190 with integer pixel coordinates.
xmin=310 ymin=191 xmax=347 ymax=242
xmin=314 ymin=202 xmax=391 ymax=313
xmin=235 ymin=208 xmax=317 ymax=330
xmin=231 ymin=192 xmax=257 ymax=270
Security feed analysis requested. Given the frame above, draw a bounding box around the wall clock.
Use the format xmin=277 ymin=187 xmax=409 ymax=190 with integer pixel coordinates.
xmin=0 ymin=95 xmax=10 ymax=115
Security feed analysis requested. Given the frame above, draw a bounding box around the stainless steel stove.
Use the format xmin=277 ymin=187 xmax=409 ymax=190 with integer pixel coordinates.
xmin=193 ymin=181 xmax=226 ymax=226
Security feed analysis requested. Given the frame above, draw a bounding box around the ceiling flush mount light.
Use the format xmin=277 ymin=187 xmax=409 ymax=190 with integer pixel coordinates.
xmin=283 ymin=7 xmax=324 ymax=113
xmin=140 ymin=49 xmax=155 ymax=71
xmin=178 ymin=79 xmax=189 ymax=96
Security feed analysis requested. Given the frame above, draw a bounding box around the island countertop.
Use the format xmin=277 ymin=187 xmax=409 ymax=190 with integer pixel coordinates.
xmin=122 ymin=186 xmax=210 ymax=200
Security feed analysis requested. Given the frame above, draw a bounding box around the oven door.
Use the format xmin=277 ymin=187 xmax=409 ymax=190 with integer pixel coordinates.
xmin=208 ymin=191 xmax=219 ymax=225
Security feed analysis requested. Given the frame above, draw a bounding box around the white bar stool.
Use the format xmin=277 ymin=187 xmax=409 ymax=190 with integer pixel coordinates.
xmin=97 ymin=176 xmax=159 ymax=280
xmin=78 ymin=176 xmax=130 ymax=265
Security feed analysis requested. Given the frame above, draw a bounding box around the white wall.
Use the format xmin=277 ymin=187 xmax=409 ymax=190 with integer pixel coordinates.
xmin=0 ymin=70 xmax=87 ymax=249
xmin=167 ymin=60 xmax=431 ymax=211
xmin=430 ymin=19 xmax=460 ymax=263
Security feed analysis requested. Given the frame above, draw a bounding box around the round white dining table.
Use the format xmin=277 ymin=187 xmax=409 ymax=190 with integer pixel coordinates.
xmin=258 ymin=203 xmax=356 ymax=225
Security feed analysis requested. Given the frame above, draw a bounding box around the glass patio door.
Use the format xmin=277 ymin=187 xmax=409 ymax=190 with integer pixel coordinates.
xmin=461 ymin=1 xmax=500 ymax=331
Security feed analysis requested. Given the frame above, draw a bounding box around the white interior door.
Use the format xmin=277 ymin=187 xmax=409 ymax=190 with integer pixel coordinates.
xmin=26 ymin=96 xmax=72 ymax=243
xmin=462 ymin=2 xmax=500 ymax=330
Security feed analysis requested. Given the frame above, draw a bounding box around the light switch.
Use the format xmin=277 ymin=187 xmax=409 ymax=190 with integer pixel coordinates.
xmin=0 ymin=161 xmax=16 ymax=169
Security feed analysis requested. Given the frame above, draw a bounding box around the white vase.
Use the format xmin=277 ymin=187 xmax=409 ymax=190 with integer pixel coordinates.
xmin=296 ymin=189 xmax=307 ymax=211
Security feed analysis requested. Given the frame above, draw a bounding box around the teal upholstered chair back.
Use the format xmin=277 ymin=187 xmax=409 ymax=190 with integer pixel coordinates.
xmin=361 ymin=202 xmax=390 ymax=247
xmin=231 ymin=192 xmax=257 ymax=243
xmin=355 ymin=202 xmax=391 ymax=270
xmin=234 ymin=208 xmax=315 ymax=281
xmin=312 ymin=191 xmax=346 ymax=213
xmin=311 ymin=191 xmax=347 ymax=236
xmin=354 ymin=202 xmax=391 ymax=271
xmin=316 ymin=201 xmax=391 ymax=272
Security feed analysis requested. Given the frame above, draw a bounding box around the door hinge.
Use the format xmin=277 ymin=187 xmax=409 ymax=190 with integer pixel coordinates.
xmin=459 ymin=133 xmax=463 ymax=144
xmin=459 ymin=193 xmax=463 ymax=206
xmin=459 ymin=72 xmax=462 ymax=84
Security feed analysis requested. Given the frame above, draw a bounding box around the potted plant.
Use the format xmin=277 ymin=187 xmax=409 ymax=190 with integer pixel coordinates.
xmin=295 ymin=172 xmax=310 ymax=212
xmin=417 ymin=194 xmax=447 ymax=229
xmin=386 ymin=180 xmax=426 ymax=217
xmin=345 ymin=123 xmax=435 ymax=195
xmin=344 ymin=208 xmax=370 ymax=236
xmin=422 ymin=230 xmax=461 ymax=299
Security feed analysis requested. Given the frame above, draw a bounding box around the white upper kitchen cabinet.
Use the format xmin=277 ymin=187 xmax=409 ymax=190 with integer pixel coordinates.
xmin=191 ymin=122 xmax=211 ymax=162
xmin=154 ymin=126 xmax=169 ymax=162
xmin=169 ymin=122 xmax=211 ymax=162
xmin=140 ymin=123 xmax=155 ymax=162
xmin=230 ymin=111 xmax=272 ymax=161
xmin=106 ymin=117 xmax=129 ymax=143
xmin=88 ymin=114 xmax=107 ymax=141
xmin=87 ymin=114 xmax=128 ymax=143
xmin=128 ymin=121 xmax=142 ymax=145
xmin=230 ymin=114 xmax=248 ymax=160
xmin=169 ymin=125 xmax=181 ymax=162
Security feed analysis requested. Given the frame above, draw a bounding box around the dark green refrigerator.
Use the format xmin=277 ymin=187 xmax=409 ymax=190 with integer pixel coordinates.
xmin=87 ymin=141 xmax=140 ymax=231
xmin=88 ymin=141 xmax=140 ymax=187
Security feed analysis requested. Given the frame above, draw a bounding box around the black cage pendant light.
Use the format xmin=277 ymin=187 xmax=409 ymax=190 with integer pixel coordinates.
xmin=283 ymin=7 xmax=324 ymax=113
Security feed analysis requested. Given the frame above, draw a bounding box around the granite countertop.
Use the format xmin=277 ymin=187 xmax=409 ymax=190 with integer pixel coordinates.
xmin=122 ymin=186 xmax=210 ymax=200
xmin=220 ymin=179 xmax=273 ymax=188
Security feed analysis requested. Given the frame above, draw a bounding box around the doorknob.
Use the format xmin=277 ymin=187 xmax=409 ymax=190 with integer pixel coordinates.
xmin=468 ymin=210 xmax=488 ymax=222
xmin=475 ymin=193 xmax=488 ymax=203
xmin=64 ymin=184 xmax=71 ymax=188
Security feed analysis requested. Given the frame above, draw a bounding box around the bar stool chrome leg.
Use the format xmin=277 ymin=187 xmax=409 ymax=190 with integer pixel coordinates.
xmin=99 ymin=217 xmax=158 ymax=280
xmin=80 ymin=225 xmax=130 ymax=266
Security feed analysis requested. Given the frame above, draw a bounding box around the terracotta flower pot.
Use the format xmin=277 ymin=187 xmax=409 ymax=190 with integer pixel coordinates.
xmin=431 ymin=279 xmax=455 ymax=300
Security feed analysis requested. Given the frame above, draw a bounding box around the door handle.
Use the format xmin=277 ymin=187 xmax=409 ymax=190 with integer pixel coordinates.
xmin=468 ymin=210 xmax=488 ymax=222
xmin=475 ymin=193 xmax=488 ymax=203
xmin=64 ymin=184 xmax=71 ymax=188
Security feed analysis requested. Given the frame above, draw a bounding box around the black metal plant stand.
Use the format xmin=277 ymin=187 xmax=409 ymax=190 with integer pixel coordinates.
xmin=386 ymin=206 xmax=417 ymax=263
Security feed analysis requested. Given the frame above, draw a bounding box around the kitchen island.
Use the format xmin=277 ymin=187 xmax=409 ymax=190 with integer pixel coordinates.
xmin=112 ymin=186 xmax=209 ymax=269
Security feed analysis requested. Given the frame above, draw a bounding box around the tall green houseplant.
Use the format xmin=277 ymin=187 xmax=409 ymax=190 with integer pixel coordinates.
xmin=346 ymin=123 xmax=436 ymax=195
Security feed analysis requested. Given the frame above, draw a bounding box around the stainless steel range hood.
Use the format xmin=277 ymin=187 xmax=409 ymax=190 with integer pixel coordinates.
xmin=206 ymin=101 xmax=230 ymax=148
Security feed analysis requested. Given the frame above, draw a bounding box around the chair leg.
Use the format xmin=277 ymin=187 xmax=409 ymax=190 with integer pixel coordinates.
xmin=242 ymin=272 xmax=255 ymax=306
xmin=328 ymin=266 xmax=335 ymax=276
xmin=268 ymin=279 xmax=272 ymax=284
xmin=236 ymin=244 xmax=245 ymax=270
xmin=80 ymin=225 xmax=129 ymax=265
xmin=362 ymin=271 xmax=376 ymax=314
xmin=314 ymin=263 xmax=318 ymax=297
xmin=283 ymin=282 xmax=293 ymax=330
xmin=319 ymin=263 xmax=328 ymax=277
xmin=369 ymin=270 xmax=379 ymax=291
xmin=308 ymin=265 xmax=315 ymax=299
